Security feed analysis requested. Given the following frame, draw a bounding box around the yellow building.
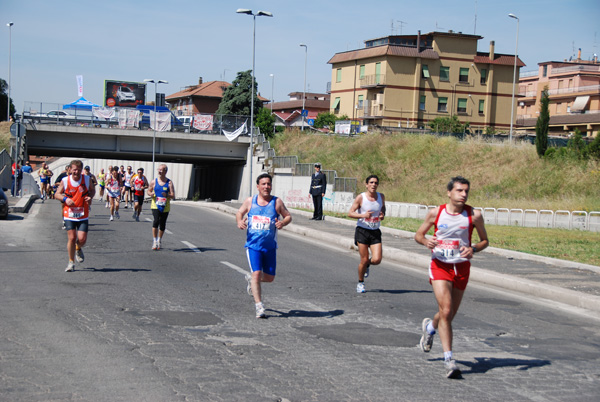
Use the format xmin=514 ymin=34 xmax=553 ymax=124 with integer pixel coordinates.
xmin=328 ymin=31 xmax=524 ymax=133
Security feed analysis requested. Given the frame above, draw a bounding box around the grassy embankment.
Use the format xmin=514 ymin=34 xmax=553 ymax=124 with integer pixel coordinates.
xmin=271 ymin=130 xmax=600 ymax=266
xmin=0 ymin=121 xmax=11 ymax=151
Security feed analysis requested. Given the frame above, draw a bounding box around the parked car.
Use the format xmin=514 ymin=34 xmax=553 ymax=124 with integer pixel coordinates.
xmin=117 ymin=86 xmax=137 ymax=102
xmin=0 ymin=187 xmax=8 ymax=220
xmin=46 ymin=110 xmax=73 ymax=119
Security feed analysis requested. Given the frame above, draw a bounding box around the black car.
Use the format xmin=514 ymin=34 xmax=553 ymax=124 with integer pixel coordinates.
xmin=0 ymin=187 xmax=8 ymax=219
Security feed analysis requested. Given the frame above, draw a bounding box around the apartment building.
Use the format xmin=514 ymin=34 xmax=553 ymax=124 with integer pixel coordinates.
xmin=166 ymin=78 xmax=231 ymax=116
xmin=517 ymin=51 xmax=600 ymax=137
xmin=328 ymin=32 xmax=524 ymax=132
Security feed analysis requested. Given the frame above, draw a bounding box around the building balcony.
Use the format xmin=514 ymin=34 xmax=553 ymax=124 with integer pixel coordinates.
xmin=551 ymin=65 xmax=600 ymax=75
xmin=360 ymin=74 xmax=387 ymax=88
xmin=519 ymin=70 xmax=539 ymax=78
xmin=547 ymin=84 xmax=600 ymax=96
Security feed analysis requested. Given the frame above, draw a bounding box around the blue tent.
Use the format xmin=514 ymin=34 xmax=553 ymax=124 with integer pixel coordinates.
xmin=62 ymin=97 xmax=99 ymax=110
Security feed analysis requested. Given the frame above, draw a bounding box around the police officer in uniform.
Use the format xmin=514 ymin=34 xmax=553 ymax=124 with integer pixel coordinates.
xmin=308 ymin=163 xmax=327 ymax=220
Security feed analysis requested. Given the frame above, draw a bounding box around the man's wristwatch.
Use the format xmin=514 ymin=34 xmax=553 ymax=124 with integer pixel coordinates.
xmin=472 ymin=246 xmax=477 ymax=253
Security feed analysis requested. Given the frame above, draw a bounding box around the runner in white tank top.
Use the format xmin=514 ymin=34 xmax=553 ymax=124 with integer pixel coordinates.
xmin=348 ymin=175 xmax=386 ymax=293
xmin=414 ymin=176 xmax=489 ymax=379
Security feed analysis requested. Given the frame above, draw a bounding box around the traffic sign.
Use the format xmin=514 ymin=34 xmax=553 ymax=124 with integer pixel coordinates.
xmin=301 ymin=109 xmax=308 ymax=117
xmin=10 ymin=123 xmax=26 ymax=137
xmin=307 ymin=119 xmax=315 ymax=126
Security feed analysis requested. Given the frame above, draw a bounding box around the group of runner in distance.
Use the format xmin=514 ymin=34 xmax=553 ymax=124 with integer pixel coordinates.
xmin=52 ymin=160 xmax=488 ymax=379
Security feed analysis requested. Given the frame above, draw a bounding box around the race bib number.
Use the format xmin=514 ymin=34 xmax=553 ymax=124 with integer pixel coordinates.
xmin=68 ymin=207 xmax=84 ymax=219
xmin=434 ymin=238 xmax=460 ymax=259
xmin=156 ymin=197 xmax=167 ymax=207
xmin=251 ymin=215 xmax=271 ymax=231
xmin=364 ymin=216 xmax=380 ymax=229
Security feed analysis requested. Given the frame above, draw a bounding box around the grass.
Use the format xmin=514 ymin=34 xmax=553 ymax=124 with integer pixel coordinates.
xmin=0 ymin=121 xmax=11 ymax=151
xmin=321 ymin=211 xmax=600 ymax=266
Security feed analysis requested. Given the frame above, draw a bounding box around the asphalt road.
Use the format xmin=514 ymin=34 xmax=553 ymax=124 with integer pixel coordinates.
xmin=0 ymin=200 xmax=599 ymax=401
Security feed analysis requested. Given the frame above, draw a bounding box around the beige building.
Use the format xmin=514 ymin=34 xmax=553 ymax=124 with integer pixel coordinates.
xmin=327 ymin=32 xmax=524 ymax=133
xmin=517 ymin=51 xmax=600 ymax=137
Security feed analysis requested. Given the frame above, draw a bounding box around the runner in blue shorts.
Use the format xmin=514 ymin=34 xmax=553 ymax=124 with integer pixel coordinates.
xmin=236 ymin=173 xmax=292 ymax=318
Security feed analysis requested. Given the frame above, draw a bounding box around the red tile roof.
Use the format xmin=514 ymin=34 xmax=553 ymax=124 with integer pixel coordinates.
xmin=475 ymin=53 xmax=525 ymax=67
xmin=328 ymin=45 xmax=439 ymax=64
xmin=167 ymin=81 xmax=231 ymax=100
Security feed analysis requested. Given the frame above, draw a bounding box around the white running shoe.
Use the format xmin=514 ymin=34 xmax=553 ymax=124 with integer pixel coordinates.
xmin=255 ymin=303 xmax=266 ymax=319
xmin=445 ymin=359 xmax=461 ymax=379
xmin=123 ymin=204 xmax=128 ymax=209
xmin=245 ymin=274 xmax=252 ymax=296
xmin=75 ymin=248 xmax=85 ymax=263
xmin=105 ymin=202 xmax=109 ymax=208
xmin=356 ymin=282 xmax=366 ymax=293
xmin=156 ymin=239 xmax=161 ymax=250
xmin=419 ymin=318 xmax=434 ymax=353
xmin=110 ymin=215 xmax=114 ymax=221
xmin=65 ymin=261 xmax=75 ymax=272
xmin=152 ymin=240 xmax=158 ymax=250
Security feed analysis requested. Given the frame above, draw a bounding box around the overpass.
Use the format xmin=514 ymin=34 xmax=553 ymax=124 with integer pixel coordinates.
xmin=22 ymin=124 xmax=252 ymax=201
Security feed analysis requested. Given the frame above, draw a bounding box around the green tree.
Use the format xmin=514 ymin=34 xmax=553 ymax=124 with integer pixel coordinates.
xmin=313 ymin=112 xmax=337 ymax=129
xmin=216 ymin=70 xmax=263 ymax=118
xmin=535 ymin=87 xmax=550 ymax=157
xmin=567 ymin=128 xmax=589 ymax=159
xmin=588 ymin=133 xmax=600 ymax=160
xmin=428 ymin=115 xmax=469 ymax=133
xmin=255 ymin=107 xmax=275 ymax=138
xmin=1 ymin=78 xmax=16 ymax=121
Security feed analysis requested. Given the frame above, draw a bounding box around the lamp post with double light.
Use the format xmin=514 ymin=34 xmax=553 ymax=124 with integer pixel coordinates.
xmin=6 ymin=22 xmax=14 ymax=122
xmin=236 ymin=8 xmax=273 ymax=197
xmin=300 ymin=43 xmax=307 ymax=131
xmin=143 ymin=79 xmax=168 ymax=178
xmin=508 ymin=13 xmax=519 ymax=144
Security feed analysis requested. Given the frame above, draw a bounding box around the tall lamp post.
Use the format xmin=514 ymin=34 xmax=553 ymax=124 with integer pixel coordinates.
xmin=270 ymin=73 xmax=275 ymax=135
xmin=143 ymin=79 xmax=168 ymax=179
xmin=237 ymin=8 xmax=273 ymax=197
xmin=508 ymin=13 xmax=519 ymax=144
xmin=300 ymin=43 xmax=307 ymax=131
xmin=6 ymin=22 xmax=13 ymax=122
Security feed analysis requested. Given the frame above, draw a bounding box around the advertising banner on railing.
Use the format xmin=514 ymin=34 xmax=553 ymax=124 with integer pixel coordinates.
xmin=104 ymin=80 xmax=146 ymax=108
xmin=193 ymin=114 xmax=213 ymax=131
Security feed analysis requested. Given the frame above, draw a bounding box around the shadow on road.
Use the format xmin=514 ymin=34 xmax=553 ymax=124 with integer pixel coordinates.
xmin=266 ymin=308 xmax=345 ymax=319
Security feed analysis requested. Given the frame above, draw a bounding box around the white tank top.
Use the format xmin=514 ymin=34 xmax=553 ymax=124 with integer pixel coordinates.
xmin=356 ymin=192 xmax=383 ymax=230
xmin=432 ymin=204 xmax=473 ymax=263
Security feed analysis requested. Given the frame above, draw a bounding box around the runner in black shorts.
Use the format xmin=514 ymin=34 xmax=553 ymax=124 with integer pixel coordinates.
xmin=348 ymin=175 xmax=386 ymax=293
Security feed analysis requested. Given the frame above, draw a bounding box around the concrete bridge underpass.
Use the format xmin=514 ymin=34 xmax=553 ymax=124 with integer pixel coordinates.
xmin=25 ymin=124 xmax=251 ymax=201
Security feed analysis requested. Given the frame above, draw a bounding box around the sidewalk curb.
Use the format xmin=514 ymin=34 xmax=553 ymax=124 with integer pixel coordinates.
xmin=192 ymin=201 xmax=600 ymax=314
xmin=10 ymin=195 xmax=38 ymax=213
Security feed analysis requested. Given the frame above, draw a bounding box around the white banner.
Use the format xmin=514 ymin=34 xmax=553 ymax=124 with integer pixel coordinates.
xmin=222 ymin=120 xmax=247 ymax=142
xmin=118 ymin=109 xmax=140 ymax=128
xmin=193 ymin=114 xmax=213 ymax=131
xmin=92 ymin=107 xmax=115 ymax=120
xmin=76 ymin=75 xmax=83 ymax=97
xmin=150 ymin=111 xmax=171 ymax=132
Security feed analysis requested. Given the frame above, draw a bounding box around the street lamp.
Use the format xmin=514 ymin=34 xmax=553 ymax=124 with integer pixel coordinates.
xmin=300 ymin=43 xmax=307 ymax=131
xmin=508 ymin=13 xmax=519 ymax=144
xmin=237 ymin=8 xmax=273 ymax=197
xmin=269 ymin=73 xmax=274 ymax=113
xmin=143 ymin=78 xmax=168 ymax=179
xmin=6 ymin=22 xmax=13 ymax=122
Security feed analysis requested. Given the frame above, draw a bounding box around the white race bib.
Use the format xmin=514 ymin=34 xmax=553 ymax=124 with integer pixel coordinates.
xmin=68 ymin=207 xmax=84 ymax=219
xmin=364 ymin=216 xmax=380 ymax=229
xmin=433 ymin=238 xmax=461 ymax=259
xmin=156 ymin=197 xmax=167 ymax=207
xmin=251 ymin=215 xmax=271 ymax=231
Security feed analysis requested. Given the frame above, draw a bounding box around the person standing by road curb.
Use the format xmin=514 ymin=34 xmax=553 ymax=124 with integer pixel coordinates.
xmin=309 ymin=163 xmax=327 ymax=220
xmin=348 ymin=175 xmax=386 ymax=293
xmin=414 ymin=176 xmax=489 ymax=379
xmin=148 ymin=164 xmax=175 ymax=250
xmin=236 ymin=173 xmax=292 ymax=319
xmin=54 ymin=160 xmax=95 ymax=272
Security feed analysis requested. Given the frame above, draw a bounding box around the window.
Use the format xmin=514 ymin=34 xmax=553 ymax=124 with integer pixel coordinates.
xmin=437 ymin=97 xmax=448 ymax=112
xmin=419 ymin=95 xmax=426 ymax=111
xmin=480 ymin=69 xmax=487 ymax=85
xmin=440 ymin=66 xmax=450 ymax=81
xmin=543 ymin=65 xmax=548 ymax=77
xmin=479 ymin=99 xmax=485 ymax=114
xmin=358 ymin=95 xmax=364 ymax=108
xmin=333 ymin=97 xmax=341 ymax=111
xmin=457 ymin=98 xmax=467 ymax=113
xmin=375 ymin=62 xmax=382 ymax=84
xmin=459 ymin=68 xmax=469 ymax=83
xmin=359 ymin=65 xmax=365 ymax=79
xmin=336 ymin=68 xmax=342 ymax=83
xmin=422 ymin=65 xmax=430 ymax=78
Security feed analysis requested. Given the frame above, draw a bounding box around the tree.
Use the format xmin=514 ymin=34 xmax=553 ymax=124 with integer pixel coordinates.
xmin=215 ymin=70 xmax=263 ymax=118
xmin=255 ymin=107 xmax=275 ymax=138
xmin=588 ymin=133 xmax=600 ymax=160
xmin=313 ymin=112 xmax=337 ymax=129
xmin=567 ymin=128 xmax=589 ymax=159
xmin=428 ymin=115 xmax=469 ymax=133
xmin=535 ymin=87 xmax=550 ymax=158
xmin=0 ymin=78 xmax=16 ymax=121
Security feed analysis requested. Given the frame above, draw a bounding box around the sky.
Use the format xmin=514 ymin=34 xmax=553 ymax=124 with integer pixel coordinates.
xmin=1 ymin=0 xmax=599 ymax=114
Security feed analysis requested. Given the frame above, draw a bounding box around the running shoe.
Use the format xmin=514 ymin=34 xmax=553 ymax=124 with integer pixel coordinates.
xmin=156 ymin=239 xmax=161 ymax=250
xmin=133 ymin=212 xmax=137 ymax=219
xmin=245 ymin=273 xmax=252 ymax=296
xmin=123 ymin=204 xmax=128 ymax=209
xmin=62 ymin=222 xmax=66 ymax=230
xmin=110 ymin=215 xmax=114 ymax=221
xmin=255 ymin=303 xmax=266 ymax=319
xmin=115 ymin=211 xmax=120 ymax=219
xmin=356 ymin=282 xmax=366 ymax=293
xmin=445 ymin=359 xmax=461 ymax=379
xmin=65 ymin=261 xmax=75 ymax=272
xmin=135 ymin=215 xmax=140 ymax=222
xmin=364 ymin=260 xmax=371 ymax=278
xmin=75 ymin=248 xmax=85 ymax=263
xmin=105 ymin=202 xmax=109 ymax=208
xmin=419 ymin=318 xmax=434 ymax=353
xmin=152 ymin=240 xmax=158 ymax=250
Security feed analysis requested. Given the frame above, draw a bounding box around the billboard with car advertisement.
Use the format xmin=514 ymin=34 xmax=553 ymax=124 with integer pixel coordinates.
xmin=104 ymin=80 xmax=146 ymax=107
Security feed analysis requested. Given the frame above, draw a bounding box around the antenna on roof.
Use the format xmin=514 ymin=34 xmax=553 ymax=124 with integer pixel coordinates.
xmin=474 ymin=0 xmax=478 ymax=34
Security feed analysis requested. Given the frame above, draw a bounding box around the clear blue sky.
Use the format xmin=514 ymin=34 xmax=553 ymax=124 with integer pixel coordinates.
xmin=1 ymin=0 xmax=599 ymax=113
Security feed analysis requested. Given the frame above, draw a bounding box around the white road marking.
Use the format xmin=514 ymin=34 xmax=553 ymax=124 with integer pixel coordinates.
xmin=220 ymin=261 xmax=249 ymax=276
xmin=181 ymin=241 xmax=202 ymax=253
xmin=166 ymin=229 xmax=173 ymax=235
